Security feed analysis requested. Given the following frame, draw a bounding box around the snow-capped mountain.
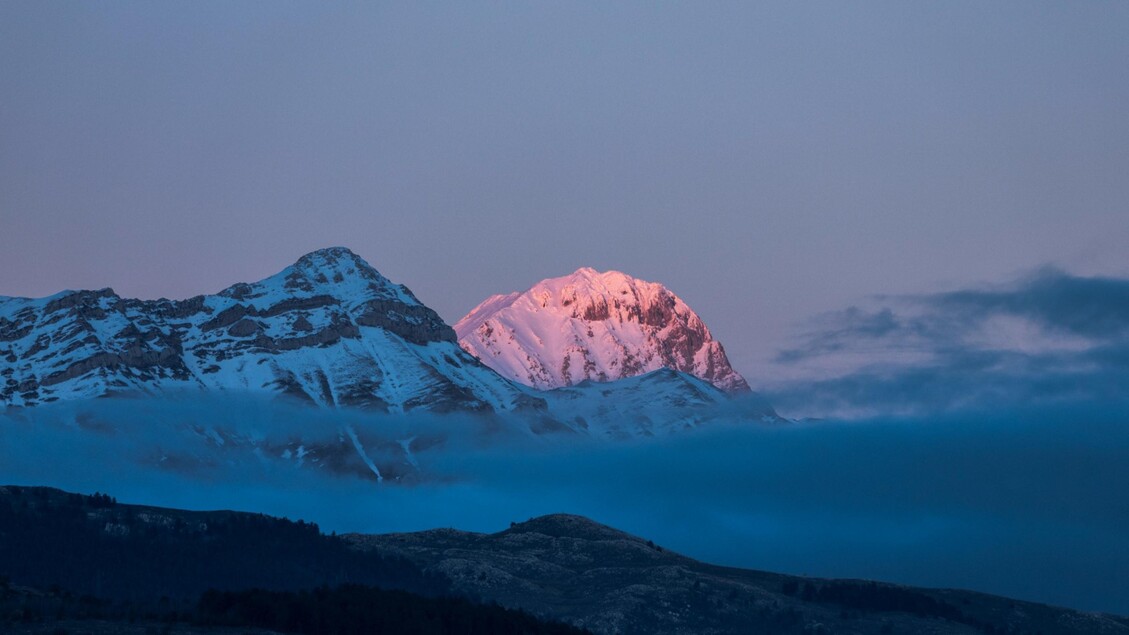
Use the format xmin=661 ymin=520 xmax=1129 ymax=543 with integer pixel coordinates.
xmin=1 ymin=250 xmax=784 ymax=485
xmin=0 ymin=247 xmax=540 ymax=413
xmin=455 ymin=268 xmax=751 ymax=393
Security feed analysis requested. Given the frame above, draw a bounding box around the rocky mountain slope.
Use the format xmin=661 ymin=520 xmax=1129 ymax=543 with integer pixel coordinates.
xmin=0 ymin=247 xmax=540 ymax=413
xmin=456 ymin=267 xmax=751 ymax=393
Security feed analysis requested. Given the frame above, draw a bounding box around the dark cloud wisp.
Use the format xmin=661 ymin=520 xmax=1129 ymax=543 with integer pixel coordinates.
xmin=768 ymin=268 xmax=1129 ymax=417
xmin=931 ymin=267 xmax=1129 ymax=339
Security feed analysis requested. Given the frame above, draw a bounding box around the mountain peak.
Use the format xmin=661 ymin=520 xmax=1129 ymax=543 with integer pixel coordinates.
xmin=569 ymin=266 xmax=612 ymax=279
xmin=564 ymin=266 xmax=636 ymax=288
xmin=293 ymin=246 xmax=371 ymax=273
xmin=216 ymin=247 xmax=419 ymax=309
xmin=456 ymin=269 xmax=751 ymax=393
xmin=289 ymin=246 xmax=393 ymax=290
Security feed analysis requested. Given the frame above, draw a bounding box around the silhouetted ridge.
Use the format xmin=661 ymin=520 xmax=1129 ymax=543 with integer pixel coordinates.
xmin=3 ymin=486 xmax=1126 ymax=635
xmin=503 ymin=514 xmax=644 ymax=543
xmin=0 ymin=485 xmax=447 ymax=600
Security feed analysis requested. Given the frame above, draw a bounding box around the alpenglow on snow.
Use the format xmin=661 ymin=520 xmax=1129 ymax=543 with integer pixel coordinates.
xmin=455 ymin=267 xmax=751 ymax=393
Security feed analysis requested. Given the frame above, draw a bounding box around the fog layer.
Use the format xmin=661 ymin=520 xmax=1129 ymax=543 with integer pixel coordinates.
xmin=3 ymin=395 xmax=1126 ymax=615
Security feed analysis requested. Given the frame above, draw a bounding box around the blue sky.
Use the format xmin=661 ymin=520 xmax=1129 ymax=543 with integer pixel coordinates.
xmin=2 ymin=1 xmax=1128 ymax=382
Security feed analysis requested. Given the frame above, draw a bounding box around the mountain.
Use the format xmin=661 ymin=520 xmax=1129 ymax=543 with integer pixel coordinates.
xmin=0 ymin=249 xmax=775 ymax=480
xmin=455 ymin=267 xmax=751 ymax=393
xmin=0 ymin=247 xmax=540 ymax=413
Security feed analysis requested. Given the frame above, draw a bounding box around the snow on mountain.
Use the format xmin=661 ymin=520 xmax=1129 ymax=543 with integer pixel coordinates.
xmin=0 ymin=247 xmax=540 ymax=413
xmin=0 ymin=250 xmax=786 ymax=489
xmin=455 ymin=267 xmax=751 ymax=393
xmin=540 ymin=368 xmax=777 ymax=439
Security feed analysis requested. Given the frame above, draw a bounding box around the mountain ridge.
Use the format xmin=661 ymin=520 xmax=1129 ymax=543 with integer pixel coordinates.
xmin=0 ymin=247 xmax=532 ymax=413
xmin=2 ymin=249 xmax=772 ymax=467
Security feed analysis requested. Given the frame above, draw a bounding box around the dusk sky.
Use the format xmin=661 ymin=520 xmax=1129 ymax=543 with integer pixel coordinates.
xmin=4 ymin=4 xmax=1129 ymax=617
xmin=3 ymin=1 xmax=1128 ymax=383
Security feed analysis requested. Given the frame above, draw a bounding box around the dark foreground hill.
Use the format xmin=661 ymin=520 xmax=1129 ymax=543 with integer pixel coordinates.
xmin=351 ymin=515 xmax=1129 ymax=635
xmin=1 ymin=486 xmax=1126 ymax=635
xmin=0 ymin=486 xmax=585 ymax=635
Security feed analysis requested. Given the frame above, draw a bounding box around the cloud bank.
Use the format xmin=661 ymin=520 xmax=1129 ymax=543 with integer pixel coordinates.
xmin=2 ymin=393 xmax=1128 ymax=615
xmin=766 ymin=267 xmax=1129 ymax=418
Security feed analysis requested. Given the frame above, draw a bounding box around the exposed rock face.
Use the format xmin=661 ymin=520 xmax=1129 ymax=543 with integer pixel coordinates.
xmin=0 ymin=247 xmax=531 ymax=413
xmin=455 ymin=268 xmax=751 ymax=393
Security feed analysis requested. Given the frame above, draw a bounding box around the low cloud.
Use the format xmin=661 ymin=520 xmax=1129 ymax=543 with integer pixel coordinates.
xmin=2 ymin=394 xmax=1128 ymax=615
xmin=931 ymin=267 xmax=1129 ymax=339
xmin=767 ymin=267 xmax=1129 ymax=418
